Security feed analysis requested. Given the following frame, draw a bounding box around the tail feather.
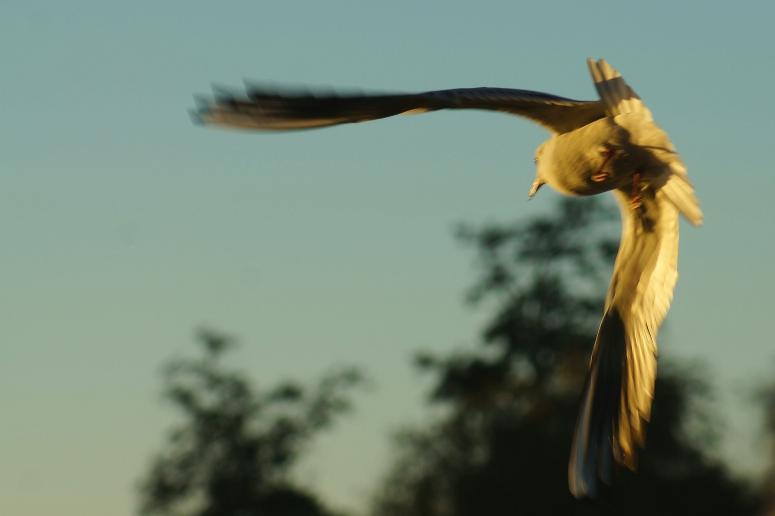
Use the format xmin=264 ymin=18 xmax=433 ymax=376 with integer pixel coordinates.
xmin=661 ymin=166 xmax=703 ymax=226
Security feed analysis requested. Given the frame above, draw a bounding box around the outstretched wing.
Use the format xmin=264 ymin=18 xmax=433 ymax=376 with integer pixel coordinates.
xmin=191 ymin=85 xmax=605 ymax=135
xmin=569 ymin=185 xmax=679 ymax=498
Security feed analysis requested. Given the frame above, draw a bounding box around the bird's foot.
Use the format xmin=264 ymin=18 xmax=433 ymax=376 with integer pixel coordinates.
xmin=630 ymin=171 xmax=643 ymax=210
xmin=593 ymin=148 xmax=614 ymax=182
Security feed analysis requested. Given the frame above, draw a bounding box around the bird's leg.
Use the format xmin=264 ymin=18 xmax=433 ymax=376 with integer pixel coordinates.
xmin=592 ymin=148 xmax=614 ymax=182
xmin=630 ymin=170 xmax=643 ymax=209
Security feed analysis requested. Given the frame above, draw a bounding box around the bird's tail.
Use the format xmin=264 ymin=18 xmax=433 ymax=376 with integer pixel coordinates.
xmin=568 ymin=308 xmax=644 ymax=499
xmin=661 ymin=162 xmax=703 ymax=226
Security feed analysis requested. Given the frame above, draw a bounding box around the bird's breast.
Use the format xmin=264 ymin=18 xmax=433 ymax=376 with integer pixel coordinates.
xmin=538 ymin=119 xmax=641 ymax=196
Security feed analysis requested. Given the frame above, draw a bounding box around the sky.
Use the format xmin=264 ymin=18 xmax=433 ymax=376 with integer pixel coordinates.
xmin=2 ymin=1 xmax=775 ymax=515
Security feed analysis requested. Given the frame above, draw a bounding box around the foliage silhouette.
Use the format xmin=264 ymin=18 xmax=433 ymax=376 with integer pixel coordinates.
xmin=373 ymin=198 xmax=757 ymax=516
xmin=138 ymin=330 xmax=362 ymax=516
xmin=753 ymin=374 xmax=775 ymax=515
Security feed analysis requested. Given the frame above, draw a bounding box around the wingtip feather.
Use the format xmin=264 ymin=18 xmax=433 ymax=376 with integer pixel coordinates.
xmin=188 ymin=109 xmax=205 ymax=126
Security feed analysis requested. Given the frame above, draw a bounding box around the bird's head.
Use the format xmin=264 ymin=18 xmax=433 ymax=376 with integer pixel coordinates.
xmin=528 ymin=145 xmax=547 ymax=200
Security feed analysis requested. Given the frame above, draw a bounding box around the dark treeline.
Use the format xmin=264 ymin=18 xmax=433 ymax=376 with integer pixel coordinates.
xmin=138 ymin=331 xmax=362 ymax=516
xmin=138 ymin=198 xmax=769 ymax=516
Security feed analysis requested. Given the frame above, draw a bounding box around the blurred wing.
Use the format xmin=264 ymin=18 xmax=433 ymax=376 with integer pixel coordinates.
xmin=192 ymin=85 xmax=606 ymax=135
xmin=610 ymin=186 xmax=679 ymax=461
xmin=587 ymin=59 xmax=653 ymax=120
xmin=569 ymin=186 xmax=679 ymax=498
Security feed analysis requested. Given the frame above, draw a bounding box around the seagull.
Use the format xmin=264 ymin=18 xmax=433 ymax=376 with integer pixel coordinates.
xmin=191 ymin=59 xmax=702 ymax=498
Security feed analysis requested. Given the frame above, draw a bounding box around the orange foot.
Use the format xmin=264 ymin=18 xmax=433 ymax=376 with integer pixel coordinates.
xmin=630 ymin=171 xmax=643 ymax=209
xmin=592 ymin=149 xmax=614 ymax=182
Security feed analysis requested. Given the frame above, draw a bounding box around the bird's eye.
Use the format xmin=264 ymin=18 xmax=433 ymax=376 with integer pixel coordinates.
xmin=533 ymin=157 xmax=538 ymax=164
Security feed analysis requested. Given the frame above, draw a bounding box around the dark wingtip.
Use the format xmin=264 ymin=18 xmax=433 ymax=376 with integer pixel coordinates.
xmin=188 ymin=109 xmax=205 ymax=126
xmin=210 ymin=83 xmax=244 ymax=104
xmin=190 ymin=95 xmax=214 ymax=126
xmin=569 ymin=308 xmax=627 ymax=498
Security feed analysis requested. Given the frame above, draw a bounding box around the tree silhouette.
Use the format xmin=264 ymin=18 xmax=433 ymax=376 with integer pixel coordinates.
xmin=754 ymin=374 xmax=775 ymax=516
xmin=138 ymin=330 xmax=362 ymax=516
xmin=373 ymin=198 xmax=757 ymax=516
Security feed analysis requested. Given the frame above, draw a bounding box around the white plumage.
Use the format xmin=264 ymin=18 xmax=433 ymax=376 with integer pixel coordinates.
xmin=191 ymin=59 xmax=702 ymax=498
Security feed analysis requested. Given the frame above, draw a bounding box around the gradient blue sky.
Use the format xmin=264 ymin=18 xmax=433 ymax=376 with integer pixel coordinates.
xmin=3 ymin=2 xmax=775 ymax=515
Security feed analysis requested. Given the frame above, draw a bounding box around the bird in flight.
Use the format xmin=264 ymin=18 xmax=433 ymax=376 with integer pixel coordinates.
xmin=191 ymin=59 xmax=702 ymax=498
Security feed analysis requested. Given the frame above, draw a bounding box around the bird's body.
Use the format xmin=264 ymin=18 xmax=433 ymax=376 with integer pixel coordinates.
xmin=536 ymin=117 xmax=634 ymax=196
xmin=192 ymin=59 xmax=701 ymax=499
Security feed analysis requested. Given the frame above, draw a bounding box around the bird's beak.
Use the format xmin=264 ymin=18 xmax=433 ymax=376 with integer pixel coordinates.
xmin=528 ymin=180 xmax=544 ymax=200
